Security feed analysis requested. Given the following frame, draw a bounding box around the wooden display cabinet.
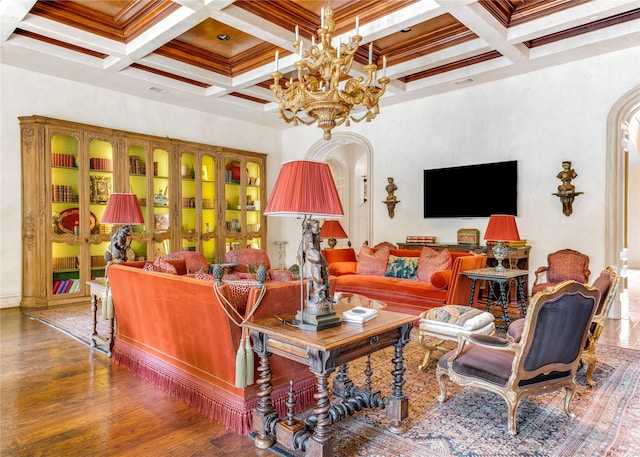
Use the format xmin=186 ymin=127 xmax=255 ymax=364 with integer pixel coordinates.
xmin=20 ymin=116 xmax=266 ymax=307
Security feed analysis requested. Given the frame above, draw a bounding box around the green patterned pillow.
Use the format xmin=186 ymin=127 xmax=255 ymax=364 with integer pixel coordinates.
xmin=384 ymin=255 xmax=418 ymax=279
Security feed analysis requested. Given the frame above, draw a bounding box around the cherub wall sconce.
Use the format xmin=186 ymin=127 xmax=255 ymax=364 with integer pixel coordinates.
xmin=383 ymin=177 xmax=399 ymax=218
xmin=552 ymin=161 xmax=583 ymax=216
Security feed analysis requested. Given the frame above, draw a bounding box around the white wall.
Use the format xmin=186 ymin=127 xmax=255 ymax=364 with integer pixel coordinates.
xmin=278 ymin=47 xmax=640 ymax=283
xmin=0 ymin=64 xmax=283 ymax=308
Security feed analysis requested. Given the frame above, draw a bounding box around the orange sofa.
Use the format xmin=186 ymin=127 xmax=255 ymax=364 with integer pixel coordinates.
xmin=323 ymin=247 xmax=486 ymax=316
xmin=107 ymin=259 xmax=317 ymax=435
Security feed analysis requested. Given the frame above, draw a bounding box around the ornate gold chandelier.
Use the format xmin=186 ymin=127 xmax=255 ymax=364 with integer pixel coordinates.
xmin=270 ymin=6 xmax=389 ymax=140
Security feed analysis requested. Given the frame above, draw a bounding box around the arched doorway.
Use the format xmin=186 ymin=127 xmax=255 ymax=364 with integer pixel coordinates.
xmin=305 ymin=132 xmax=374 ymax=249
xmin=605 ymin=84 xmax=640 ymax=318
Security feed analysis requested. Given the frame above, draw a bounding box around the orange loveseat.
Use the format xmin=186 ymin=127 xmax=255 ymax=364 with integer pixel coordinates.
xmin=107 ymin=259 xmax=317 ymax=435
xmin=323 ymin=247 xmax=486 ymax=316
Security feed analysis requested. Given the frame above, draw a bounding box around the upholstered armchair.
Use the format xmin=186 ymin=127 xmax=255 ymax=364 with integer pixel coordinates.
xmin=436 ymin=281 xmax=599 ymax=435
xmin=224 ymin=248 xmax=293 ymax=282
xmin=531 ymin=249 xmax=590 ymax=295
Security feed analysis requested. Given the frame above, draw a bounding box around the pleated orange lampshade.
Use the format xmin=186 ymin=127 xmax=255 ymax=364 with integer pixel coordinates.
xmin=101 ymin=193 xmax=145 ymax=225
xmin=484 ymin=214 xmax=520 ymax=242
xmin=264 ymin=160 xmax=344 ymax=218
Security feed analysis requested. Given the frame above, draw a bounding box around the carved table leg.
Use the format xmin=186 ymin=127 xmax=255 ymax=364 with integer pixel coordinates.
xmin=306 ymin=371 xmax=333 ymax=457
xmin=250 ymin=331 xmax=278 ymax=449
xmin=386 ymin=323 xmax=411 ymax=434
xmin=90 ymin=294 xmax=98 ymax=348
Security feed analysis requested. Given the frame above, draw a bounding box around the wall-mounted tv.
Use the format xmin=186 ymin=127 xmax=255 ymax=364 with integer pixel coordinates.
xmin=423 ymin=160 xmax=517 ymax=218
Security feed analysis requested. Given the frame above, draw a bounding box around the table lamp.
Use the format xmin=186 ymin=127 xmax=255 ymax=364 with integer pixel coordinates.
xmin=101 ymin=193 xmax=145 ymax=263
xmin=484 ymin=214 xmax=520 ymax=273
xmin=320 ymin=220 xmax=348 ymax=249
xmin=264 ymin=160 xmax=344 ymax=331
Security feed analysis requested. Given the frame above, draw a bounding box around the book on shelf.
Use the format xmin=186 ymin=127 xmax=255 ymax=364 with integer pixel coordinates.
xmin=342 ymin=306 xmax=378 ymax=323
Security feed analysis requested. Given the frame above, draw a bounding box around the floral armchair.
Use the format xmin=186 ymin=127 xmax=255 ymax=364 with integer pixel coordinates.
xmin=531 ymin=249 xmax=590 ymax=295
xmin=224 ymin=248 xmax=293 ymax=282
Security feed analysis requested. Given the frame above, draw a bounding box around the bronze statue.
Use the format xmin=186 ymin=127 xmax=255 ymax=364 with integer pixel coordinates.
xmin=385 ymin=177 xmax=397 ymax=201
xmin=556 ymin=161 xmax=577 ymax=193
xmin=298 ymin=220 xmax=331 ymax=312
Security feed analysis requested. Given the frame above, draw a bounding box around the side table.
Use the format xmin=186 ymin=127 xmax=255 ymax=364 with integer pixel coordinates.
xmin=461 ymin=268 xmax=529 ymax=330
xmin=86 ymin=279 xmax=115 ymax=356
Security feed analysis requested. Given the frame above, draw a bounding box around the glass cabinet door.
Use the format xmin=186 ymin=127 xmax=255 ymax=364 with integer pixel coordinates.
xmin=128 ymin=143 xmax=149 ymax=261
xmin=245 ymin=159 xmax=262 ymax=249
xmin=180 ymin=151 xmax=197 ymax=251
xmin=152 ymin=147 xmax=170 ymax=258
xmin=224 ymin=158 xmax=243 ymax=251
xmin=50 ymin=133 xmax=82 ymax=296
xmin=201 ymin=153 xmax=216 ymax=263
xmin=88 ymin=137 xmax=114 ymax=280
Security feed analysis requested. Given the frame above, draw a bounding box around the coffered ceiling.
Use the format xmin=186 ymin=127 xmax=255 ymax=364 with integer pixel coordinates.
xmin=2 ymin=1 xmax=639 ymax=130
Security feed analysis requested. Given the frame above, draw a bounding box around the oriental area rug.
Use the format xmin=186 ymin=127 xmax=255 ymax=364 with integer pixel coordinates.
xmin=24 ymin=305 xmax=640 ymax=456
xmin=23 ymin=304 xmax=112 ymax=355
xmin=268 ymin=337 xmax=640 ymax=457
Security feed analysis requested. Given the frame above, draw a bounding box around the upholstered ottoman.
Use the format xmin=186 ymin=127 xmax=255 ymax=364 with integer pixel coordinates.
xmin=418 ymin=304 xmax=495 ymax=370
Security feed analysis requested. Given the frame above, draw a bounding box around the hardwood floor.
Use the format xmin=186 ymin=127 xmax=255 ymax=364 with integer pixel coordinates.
xmin=1 ymin=270 xmax=638 ymax=456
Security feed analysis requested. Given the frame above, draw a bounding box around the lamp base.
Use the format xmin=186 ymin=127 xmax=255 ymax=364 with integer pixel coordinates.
xmin=294 ymin=309 xmax=341 ymax=331
xmin=492 ymin=241 xmax=508 ymax=273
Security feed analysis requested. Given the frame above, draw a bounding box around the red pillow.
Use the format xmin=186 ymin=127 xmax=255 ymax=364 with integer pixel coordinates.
xmin=356 ymin=245 xmax=389 ymax=276
xmin=143 ymin=258 xmax=178 ymax=275
xmin=430 ymin=270 xmax=452 ymax=289
xmin=417 ymin=248 xmax=451 ymax=282
xmin=328 ymin=261 xmax=357 ymax=276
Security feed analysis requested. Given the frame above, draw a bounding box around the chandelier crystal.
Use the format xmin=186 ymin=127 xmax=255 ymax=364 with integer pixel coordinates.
xmin=270 ymin=6 xmax=389 ymax=140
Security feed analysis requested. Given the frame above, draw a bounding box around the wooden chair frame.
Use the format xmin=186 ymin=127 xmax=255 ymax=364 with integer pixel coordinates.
xmin=582 ymin=266 xmax=621 ymax=386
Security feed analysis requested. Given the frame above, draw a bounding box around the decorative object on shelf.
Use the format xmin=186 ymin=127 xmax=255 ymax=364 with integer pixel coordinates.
xmin=55 ymin=208 xmax=98 ymax=235
xmin=457 ymin=228 xmax=480 ymax=245
xmin=101 ymin=193 xmax=145 ymax=263
xmin=270 ymin=5 xmax=389 ymax=140
xmin=90 ymin=175 xmax=112 ymax=203
xmin=484 ymin=214 xmax=521 ymax=273
xmin=321 ymin=220 xmax=348 ymax=248
xmin=154 ymin=214 xmax=169 ymax=230
xmin=383 ymin=177 xmax=399 ymax=218
xmin=552 ymin=161 xmax=583 ymax=216
xmin=153 ymin=187 xmax=169 ymax=207
xmin=264 ymin=159 xmax=344 ymax=331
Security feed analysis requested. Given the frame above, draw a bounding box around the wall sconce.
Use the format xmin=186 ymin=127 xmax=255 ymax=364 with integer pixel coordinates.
xmin=552 ymin=161 xmax=583 ymax=216
xmin=383 ymin=177 xmax=399 ymax=218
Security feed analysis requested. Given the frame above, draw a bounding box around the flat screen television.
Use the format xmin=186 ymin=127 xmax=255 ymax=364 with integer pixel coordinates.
xmin=423 ymin=160 xmax=517 ymax=218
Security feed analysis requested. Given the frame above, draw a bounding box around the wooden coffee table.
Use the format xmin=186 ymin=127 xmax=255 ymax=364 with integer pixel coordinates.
xmin=242 ymin=297 xmax=415 ymax=457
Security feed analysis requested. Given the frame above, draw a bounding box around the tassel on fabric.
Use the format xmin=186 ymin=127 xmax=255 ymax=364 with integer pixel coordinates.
xmin=102 ymin=288 xmax=114 ymax=320
xmin=245 ymin=334 xmax=254 ymax=386
xmin=235 ymin=332 xmax=247 ymax=388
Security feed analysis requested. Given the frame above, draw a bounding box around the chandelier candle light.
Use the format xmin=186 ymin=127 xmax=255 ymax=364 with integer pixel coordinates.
xmin=271 ymin=6 xmax=390 ymax=140
xmin=484 ymin=214 xmax=520 ymax=273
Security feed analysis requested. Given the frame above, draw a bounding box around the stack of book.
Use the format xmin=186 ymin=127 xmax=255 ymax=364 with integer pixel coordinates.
xmin=405 ymin=235 xmax=436 ymax=244
xmin=52 ymin=278 xmax=81 ymax=294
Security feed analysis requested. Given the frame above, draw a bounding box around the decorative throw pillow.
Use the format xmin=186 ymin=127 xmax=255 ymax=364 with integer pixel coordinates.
xmin=328 ymin=261 xmax=357 ymax=276
xmin=194 ymin=271 xmax=216 ymax=282
xmin=143 ymin=258 xmax=178 ymax=274
xmin=430 ymin=270 xmax=452 ymax=289
xmin=356 ymin=245 xmax=389 ymax=276
xmin=385 ymin=255 xmax=418 ymax=279
xmin=417 ymin=248 xmax=451 ymax=282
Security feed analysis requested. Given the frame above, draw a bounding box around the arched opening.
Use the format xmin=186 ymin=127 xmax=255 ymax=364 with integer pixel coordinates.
xmin=605 ymin=84 xmax=640 ymax=318
xmin=305 ymin=132 xmax=374 ymax=249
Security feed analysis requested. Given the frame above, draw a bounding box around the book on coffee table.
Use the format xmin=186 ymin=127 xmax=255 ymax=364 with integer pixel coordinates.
xmin=342 ymin=306 xmax=378 ymax=323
